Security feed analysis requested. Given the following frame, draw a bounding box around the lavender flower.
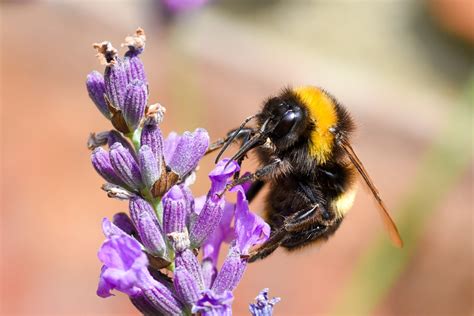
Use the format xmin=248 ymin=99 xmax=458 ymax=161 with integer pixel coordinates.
xmin=87 ymin=29 xmax=279 ymax=315
xmin=249 ymin=289 xmax=281 ymax=316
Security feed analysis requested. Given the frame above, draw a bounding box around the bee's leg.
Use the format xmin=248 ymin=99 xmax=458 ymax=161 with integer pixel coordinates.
xmin=228 ymin=159 xmax=281 ymax=188
xmin=205 ymin=127 xmax=256 ymax=156
xmin=247 ymin=228 xmax=289 ymax=262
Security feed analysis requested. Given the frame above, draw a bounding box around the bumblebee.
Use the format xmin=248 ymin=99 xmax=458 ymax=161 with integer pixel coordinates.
xmin=208 ymin=86 xmax=403 ymax=262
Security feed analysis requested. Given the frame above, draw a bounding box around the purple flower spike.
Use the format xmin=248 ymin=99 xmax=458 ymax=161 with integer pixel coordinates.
xmin=189 ymin=197 xmax=224 ymax=248
xmin=192 ymin=289 xmax=233 ymax=316
xmin=233 ymin=186 xmax=270 ymax=254
xmin=138 ymin=145 xmax=160 ymax=189
xmin=174 ymin=266 xmax=200 ymax=306
xmin=209 ymin=159 xmax=240 ymax=195
xmin=165 ymin=128 xmax=209 ymax=177
xmin=104 ymin=59 xmax=127 ymax=110
xmin=97 ymin=234 xmax=147 ymax=298
xmin=86 ymin=71 xmax=110 ymax=118
xmin=109 ymin=142 xmax=143 ymax=190
xmin=163 ymin=186 xmax=187 ymax=235
xmin=141 ymin=120 xmax=164 ymax=160
xmin=129 ymin=197 xmax=166 ymax=257
xmin=123 ymin=79 xmax=147 ymax=131
xmin=249 ymin=288 xmax=281 ymax=316
xmin=91 ymin=147 xmax=128 ymax=188
xmin=175 ymin=248 xmax=205 ymax=290
xmin=211 ymin=247 xmax=246 ymax=294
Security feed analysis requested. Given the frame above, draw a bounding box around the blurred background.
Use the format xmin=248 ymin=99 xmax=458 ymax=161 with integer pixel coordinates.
xmin=1 ymin=0 xmax=473 ymax=315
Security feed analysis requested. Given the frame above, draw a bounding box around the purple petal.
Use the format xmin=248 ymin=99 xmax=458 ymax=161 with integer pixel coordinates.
xmin=202 ymin=201 xmax=235 ymax=264
xmin=138 ymin=145 xmax=160 ymax=189
xmin=91 ymin=147 xmax=128 ymax=188
xmin=208 ymin=159 xmax=240 ymax=195
xmin=86 ymin=71 xmax=110 ymax=118
xmin=109 ymin=142 xmax=143 ymax=190
xmin=173 ymin=266 xmax=200 ymax=306
xmin=122 ymin=79 xmax=147 ymax=131
xmin=163 ymin=185 xmax=187 ymax=235
xmin=102 ymin=217 xmax=128 ymax=238
xmin=165 ymin=128 xmax=209 ymax=177
xmin=211 ymin=247 xmax=247 ymax=294
xmin=201 ymin=258 xmax=217 ymax=289
xmin=104 ymin=59 xmax=127 ymax=109
xmin=192 ymin=289 xmax=233 ymax=316
xmin=189 ymin=196 xmax=224 ymax=248
xmin=233 ymin=186 xmax=270 ymax=254
xmin=141 ymin=121 xmax=164 ymax=160
xmin=97 ymin=234 xmax=148 ymax=297
xmin=175 ymin=248 xmax=205 ymax=290
xmin=129 ymin=197 xmax=166 ymax=257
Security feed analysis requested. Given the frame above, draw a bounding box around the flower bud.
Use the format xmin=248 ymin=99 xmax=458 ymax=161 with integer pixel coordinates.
xmin=163 ymin=186 xmax=187 ymax=235
xmin=123 ymin=79 xmax=147 ymax=131
xmin=173 ymin=266 xmax=200 ymax=306
xmin=91 ymin=147 xmax=127 ymax=187
xmin=109 ymin=143 xmax=143 ymax=190
xmin=104 ymin=59 xmax=127 ymax=110
xmin=86 ymin=71 xmax=110 ymax=118
xmin=141 ymin=120 xmax=164 ymax=160
xmin=129 ymin=197 xmax=166 ymax=257
xmin=138 ymin=145 xmax=161 ymax=189
xmin=211 ymin=248 xmax=246 ymax=294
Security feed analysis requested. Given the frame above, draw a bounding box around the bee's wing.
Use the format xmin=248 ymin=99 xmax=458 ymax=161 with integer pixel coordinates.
xmin=340 ymin=140 xmax=403 ymax=248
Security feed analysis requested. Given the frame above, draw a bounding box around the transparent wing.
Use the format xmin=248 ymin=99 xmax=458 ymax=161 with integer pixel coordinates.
xmin=340 ymin=140 xmax=403 ymax=248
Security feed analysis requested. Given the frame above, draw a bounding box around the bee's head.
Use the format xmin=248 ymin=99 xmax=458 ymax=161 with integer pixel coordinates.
xmin=225 ymin=86 xmax=354 ymax=165
xmin=257 ymin=90 xmax=311 ymax=151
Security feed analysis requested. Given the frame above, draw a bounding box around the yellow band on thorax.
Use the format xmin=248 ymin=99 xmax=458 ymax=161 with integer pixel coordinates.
xmin=294 ymin=87 xmax=338 ymax=164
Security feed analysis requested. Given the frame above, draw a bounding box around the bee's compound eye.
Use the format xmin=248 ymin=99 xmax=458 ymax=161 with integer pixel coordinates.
xmin=273 ymin=109 xmax=301 ymax=138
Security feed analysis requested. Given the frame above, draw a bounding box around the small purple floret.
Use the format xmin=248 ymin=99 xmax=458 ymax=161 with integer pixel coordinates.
xmin=192 ymin=289 xmax=233 ymax=316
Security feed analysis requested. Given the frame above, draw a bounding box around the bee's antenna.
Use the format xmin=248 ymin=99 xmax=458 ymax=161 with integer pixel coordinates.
xmin=215 ymin=115 xmax=257 ymax=163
